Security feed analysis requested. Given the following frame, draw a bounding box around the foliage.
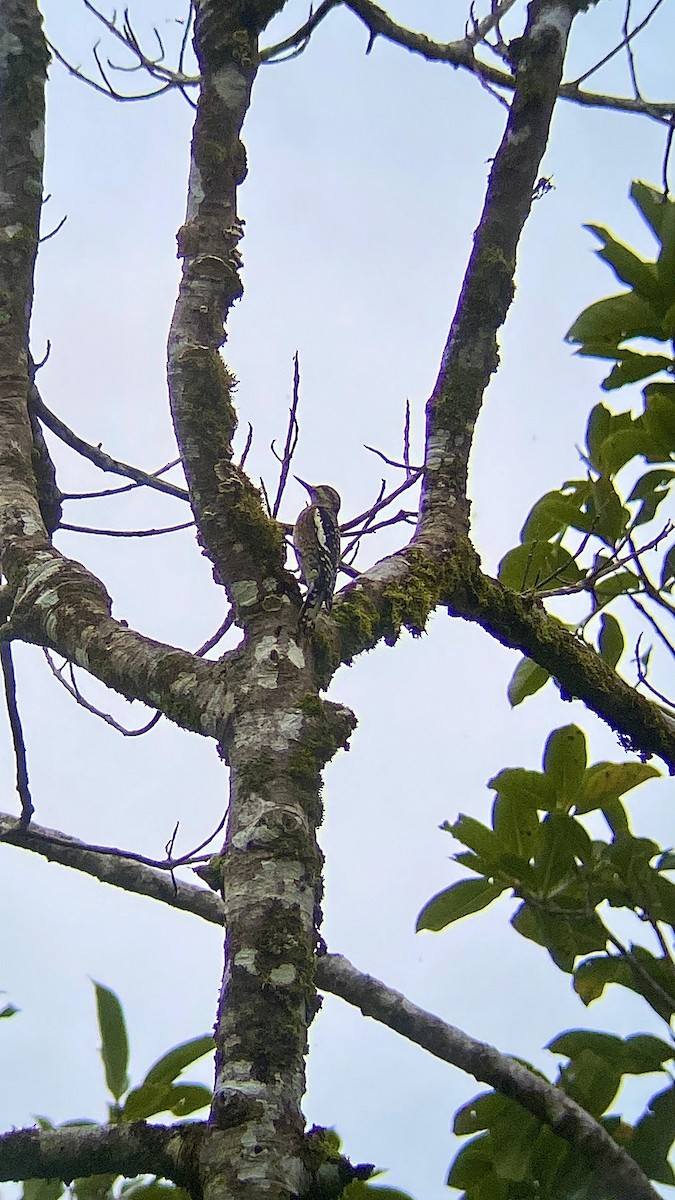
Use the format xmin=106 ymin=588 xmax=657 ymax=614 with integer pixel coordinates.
xmin=16 ymin=983 xmax=213 ymax=1200
xmin=419 ymin=184 xmax=675 ymax=1198
xmin=502 ymin=183 xmax=675 ymax=714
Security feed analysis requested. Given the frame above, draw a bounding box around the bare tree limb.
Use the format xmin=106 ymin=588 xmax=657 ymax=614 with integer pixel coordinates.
xmin=0 ymin=644 xmax=33 ymax=825
xmin=417 ymin=0 xmax=577 ymax=545
xmin=341 ymin=0 xmax=675 ymax=122
xmin=0 ymin=813 xmax=225 ymax=925
xmin=30 ymin=386 xmax=189 ymax=501
xmin=0 ymin=1121 xmax=199 ymax=1191
xmin=315 ymin=954 xmax=660 ymax=1200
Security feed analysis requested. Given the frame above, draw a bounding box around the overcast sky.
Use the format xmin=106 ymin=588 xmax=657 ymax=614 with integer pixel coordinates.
xmin=2 ymin=3 xmax=674 ymax=1198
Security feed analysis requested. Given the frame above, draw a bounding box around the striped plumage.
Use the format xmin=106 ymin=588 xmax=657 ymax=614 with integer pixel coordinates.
xmin=293 ymin=479 xmax=341 ymax=628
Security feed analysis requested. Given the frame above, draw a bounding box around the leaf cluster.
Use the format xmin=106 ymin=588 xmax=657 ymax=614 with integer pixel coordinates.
xmin=21 ymin=982 xmax=214 ymax=1200
xmin=500 ymin=183 xmax=675 ymax=710
xmin=418 ymin=720 xmax=674 ymax=1197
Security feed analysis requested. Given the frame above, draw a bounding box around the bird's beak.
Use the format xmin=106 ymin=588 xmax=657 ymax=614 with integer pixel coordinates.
xmin=295 ymin=477 xmax=313 ymax=496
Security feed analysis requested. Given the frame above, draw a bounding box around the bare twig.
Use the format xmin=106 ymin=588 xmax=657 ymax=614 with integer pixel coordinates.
xmin=630 ymin=597 xmax=675 ymax=660
xmin=403 ymin=399 xmax=412 ymax=478
xmin=0 ymin=812 xmax=225 ymax=924
xmin=238 ymin=423 xmax=254 ymax=469
xmin=262 ymin=0 xmax=340 ymax=63
xmin=61 ymin=459 xmax=183 ymax=501
xmin=465 ymin=0 xmax=519 ymax=47
xmin=194 ymin=611 xmax=236 ymax=657
xmin=341 ymin=467 xmax=422 ymax=532
xmin=60 ymin=520 xmax=194 ymax=537
xmin=0 ymin=804 xmax=227 ymax=875
xmin=46 ymin=38 xmax=173 ymax=101
xmin=30 ymin=387 xmax=189 ymax=500
xmin=271 ymin=353 xmax=301 ymax=518
xmin=0 ymin=645 xmax=33 ymax=826
xmin=38 ymin=213 xmax=67 ymax=243
xmin=341 ymin=0 xmax=675 ymax=123
xmin=570 ymin=0 xmax=666 ymax=87
xmin=44 ymin=650 xmax=163 ymax=736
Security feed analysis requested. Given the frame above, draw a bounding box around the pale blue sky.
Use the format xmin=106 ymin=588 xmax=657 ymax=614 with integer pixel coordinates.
xmin=1 ymin=3 xmax=673 ymax=1198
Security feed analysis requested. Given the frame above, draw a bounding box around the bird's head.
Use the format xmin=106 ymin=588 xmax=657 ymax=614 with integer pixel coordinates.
xmin=296 ymin=478 xmax=341 ymax=514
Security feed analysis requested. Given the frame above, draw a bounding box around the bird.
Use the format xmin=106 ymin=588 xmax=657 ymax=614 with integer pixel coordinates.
xmin=293 ymin=479 xmax=342 ymax=628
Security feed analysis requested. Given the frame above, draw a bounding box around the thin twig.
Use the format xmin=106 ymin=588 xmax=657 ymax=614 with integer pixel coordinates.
xmin=60 ymin=521 xmax=194 ymax=538
xmin=38 ymin=214 xmax=67 ymax=244
xmin=464 ymin=0 xmax=519 ymax=47
xmin=622 ymin=0 xmax=641 ymax=101
xmin=238 ymin=423 xmax=254 ymax=469
xmin=271 ymin=353 xmax=301 ymax=518
xmin=261 ymin=0 xmax=340 ymax=63
xmin=194 ymin=611 xmax=236 ymax=657
xmin=570 ymin=0 xmax=666 ymax=87
xmin=31 ymin=388 xmax=189 ymax=500
xmin=0 ymin=645 xmax=33 ymax=826
xmin=341 ymin=467 xmax=422 ymax=532
xmin=630 ymin=596 xmax=675 ymax=659
xmin=44 ymin=650 xmax=162 ymax=737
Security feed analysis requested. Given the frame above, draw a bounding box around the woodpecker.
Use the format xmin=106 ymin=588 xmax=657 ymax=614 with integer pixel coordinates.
xmin=293 ymin=479 xmax=342 ymax=628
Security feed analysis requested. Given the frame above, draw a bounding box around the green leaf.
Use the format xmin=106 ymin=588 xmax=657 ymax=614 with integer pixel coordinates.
xmin=584 ymin=224 xmax=662 ymax=303
xmin=576 ymin=761 xmax=660 ymax=812
xmin=342 ymin=1187 xmax=413 ymax=1200
xmin=416 ymin=879 xmax=506 ymax=932
xmin=92 ymin=981 xmax=129 ymax=1102
xmin=622 ymin=1033 xmax=674 ymax=1074
xmin=488 ymin=767 xmax=554 ymax=811
xmin=600 ymin=797 xmax=630 ymax=836
xmin=520 ymin=489 xmax=585 ymax=542
xmin=643 ymin=385 xmax=675 ymax=455
xmin=21 ymin=1182 xmax=64 ymax=1200
xmin=595 ymin=427 xmax=652 ymax=475
xmin=70 ymin=1175 xmax=116 ymax=1200
xmin=507 ymin=656 xmax=550 ymax=707
xmin=661 ymin=542 xmax=675 ymax=588
xmin=454 ymin=1092 xmax=513 ymax=1135
xmin=493 ymin=790 xmax=541 ymax=862
xmin=543 ymin=726 xmax=587 ymax=807
xmin=566 ymin=292 xmax=665 ymax=346
xmin=626 ymin=467 xmax=675 ymax=526
xmin=446 ymin=1133 xmax=492 ymax=1190
xmin=592 ymin=568 xmax=640 ymax=609
xmin=497 ymin=541 xmax=583 ymax=592
xmin=547 ymin=1029 xmax=624 ymax=1064
xmin=572 ymin=952 xmax=627 ymax=1005
xmin=631 ymin=180 xmax=670 ymax=242
xmin=586 ymin=475 xmax=629 ymax=544
xmin=142 ymin=1035 xmax=214 ymax=1087
xmin=450 ymin=814 xmax=501 ymax=862
xmin=630 ymin=1084 xmax=675 ymax=1185
xmin=597 ymin=613 xmax=624 ymax=670
xmin=0 ymin=995 xmax=18 ymax=1020
xmin=530 ymin=814 xmax=590 ymax=899
xmin=512 ymin=902 xmax=605 ymax=974
xmin=558 ymin=1049 xmax=621 ymax=1117
xmin=165 ymin=1083 xmax=212 ymax=1116
xmin=601 ymin=350 xmax=673 ymax=391
xmin=574 ymin=947 xmax=675 ymax=1022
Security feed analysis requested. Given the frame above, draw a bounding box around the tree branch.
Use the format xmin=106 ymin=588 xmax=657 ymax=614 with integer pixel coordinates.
xmin=166 ymin=3 xmax=292 ymax=628
xmin=417 ymin=0 xmax=577 ymax=545
xmin=0 ymin=814 xmax=225 ymax=924
xmin=0 ymin=1122 xmax=199 ymax=1192
xmin=30 ymin=386 xmax=189 ymax=501
xmin=315 ymin=954 xmax=661 ymax=1200
xmin=321 ymin=539 xmax=675 ymax=769
xmin=341 ymin=0 xmax=675 ymax=122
